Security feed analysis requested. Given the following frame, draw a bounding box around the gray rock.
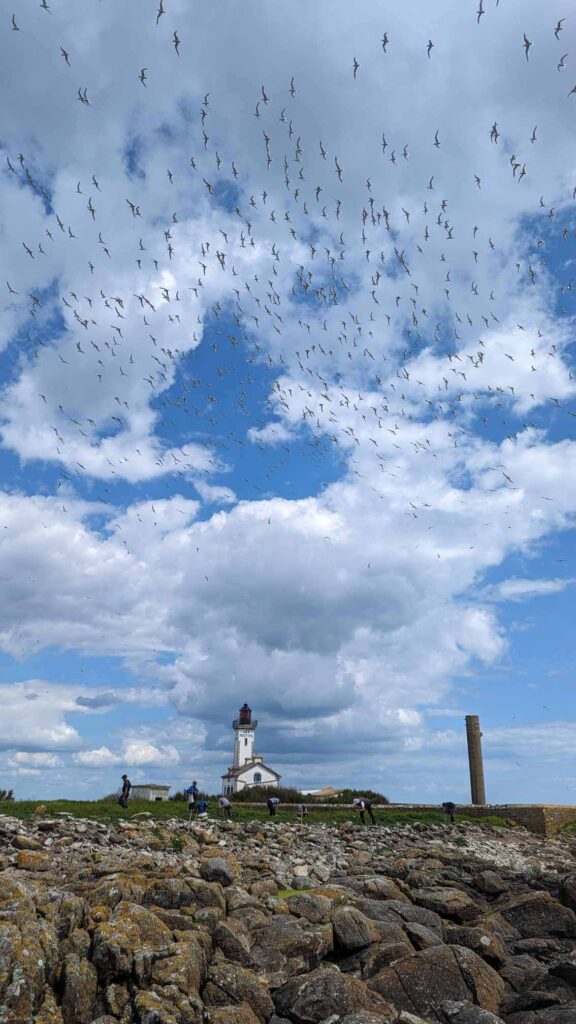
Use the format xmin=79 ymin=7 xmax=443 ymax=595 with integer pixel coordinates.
xmin=368 ymin=944 xmax=505 ymax=1018
xmin=506 ymin=1005 xmax=576 ymax=1024
xmin=332 ymin=906 xmax=381 ymax=952
xmin=439 ymin=1001 xmax=506 ymax=1023
xmin=200 ymin=856 xmax=235 ymax=886
xmin=497 ymin=893 xmax=576 ymax=939
xmin=274 ymin=967 xmax=395 ymax=1023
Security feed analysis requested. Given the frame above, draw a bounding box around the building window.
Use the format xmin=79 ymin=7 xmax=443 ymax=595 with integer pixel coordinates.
xmin=244 ymin=738 xmax=248 ymax=746
xmin=254 ymin=772 xmax=262 ymax=783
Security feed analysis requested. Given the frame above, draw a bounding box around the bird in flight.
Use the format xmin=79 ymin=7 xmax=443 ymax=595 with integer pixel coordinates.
xmin=173 ymin=31 xmax=181 ymax=55
xmin=523 ymin=33 xmax=533 ymax=61
xmin=353 ymin=57 xmax=359 ymax=78
xmin=555 ymin=18 xmax=566 ymax=41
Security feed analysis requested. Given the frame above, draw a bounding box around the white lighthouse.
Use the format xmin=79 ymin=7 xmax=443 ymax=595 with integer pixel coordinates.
xmin=221 ymin=703 xmax=281 ymax=795
xmin=233 ymin=702 xmax=256 ymax=767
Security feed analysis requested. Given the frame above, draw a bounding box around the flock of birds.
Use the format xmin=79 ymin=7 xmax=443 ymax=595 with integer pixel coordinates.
xmin=1 ymin=1 xmax=575 ymax=545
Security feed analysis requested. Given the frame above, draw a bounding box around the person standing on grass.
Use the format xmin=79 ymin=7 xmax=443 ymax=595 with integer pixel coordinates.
xmin=353 ymin=796 xmax=376 ymax=826
xmin=186 ymin=781 xmax=199 ymax=816
xmin=118 ymin=774 xmax=131 ymax=808
xmin=267 ymin=795 xmax=280 ymax=817
xmin=218 ymin=795 xmax=232 ymax=820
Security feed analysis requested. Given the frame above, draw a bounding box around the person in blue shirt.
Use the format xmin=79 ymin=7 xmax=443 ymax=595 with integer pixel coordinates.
xmin=186 ymin=781 xmax=199 ymax=820
xmin=195 ymin=797 xmax=208 ymax=819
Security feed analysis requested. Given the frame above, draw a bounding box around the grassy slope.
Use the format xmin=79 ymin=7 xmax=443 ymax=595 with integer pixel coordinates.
xmin=0 ymin=799 xmax=508 ymax=828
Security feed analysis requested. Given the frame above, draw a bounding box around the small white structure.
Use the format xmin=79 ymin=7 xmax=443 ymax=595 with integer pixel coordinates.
xmin=221 ymin=703 xmax=281 ymax=795
xmin=131 ymin=784 xmax=171 ymax=802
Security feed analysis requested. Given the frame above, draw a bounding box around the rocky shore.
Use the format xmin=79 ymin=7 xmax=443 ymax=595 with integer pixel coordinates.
xmin=2 ymin=813 xmax=576 ymax=1024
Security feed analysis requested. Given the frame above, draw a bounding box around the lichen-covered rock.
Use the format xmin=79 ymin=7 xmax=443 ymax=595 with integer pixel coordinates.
xmin=332 ymin=906 xmax=382 ymax=952
xmin=505 ymin=1005 xmax=576 ymax=1024
xmin=92 ymin=901 xmax=173 ymax=984
xmin=412 ymin=887 xmax=481 ymax=923
xmin=203 ymin=961 xmax=275 ymax=1022
xmin=207 ymin=1005 xmax=262 ymax=1024
xmin=199 ymin=856 xmax=235 ymax=886
xmin=368 ymin=944 xmax=505 ymax=1019
xmin=362 ymin=877 xmax=411 ymax=902
xmin=273 ymin=966 xmax=396 ymax=1023
xmin=285 ymin=892 xmax=332 ymax=923
xmin=444 ymin=925 xmax=506 ymax=967
xmin=250 ymin=915 xmax=333 ymax=986
xmin=497 ymin=893 xmax=576 ymax=939
xmin=60 ymin=954 xmax=98 ymax=1024
xmin=17 ymin=850 xmax=51 ymax=871
xmin=439 ymin=1001 xmax=507 ymax=1023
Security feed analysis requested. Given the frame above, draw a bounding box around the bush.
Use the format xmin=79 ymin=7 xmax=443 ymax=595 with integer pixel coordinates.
xmin=232 ymin=785 xmax=304 ymax=803
xmin=0 ymin=789 xmax=14 ymax=801
xmin=320 ymin=789 xmax=389 ymax=805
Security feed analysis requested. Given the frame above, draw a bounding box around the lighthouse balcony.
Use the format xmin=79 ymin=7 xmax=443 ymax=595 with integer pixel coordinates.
xmin=233 ymin=718 xmax=258 ymax=729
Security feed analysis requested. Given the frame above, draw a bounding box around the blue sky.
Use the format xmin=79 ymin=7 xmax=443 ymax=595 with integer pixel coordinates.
xmin=0 ymin=0 xmax=575 ymax=803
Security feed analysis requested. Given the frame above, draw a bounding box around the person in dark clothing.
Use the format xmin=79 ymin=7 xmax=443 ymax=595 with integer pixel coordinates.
xmin=442 ymin=801 xmax=456 ymax=824
xmin=118 ymin=774 xmax=131 ymax=808
xmin=353 ymin=797 xmax=376 ymax=825
xmin=267 ymin=796 xmax=280 ymax=816
xmin=186 ymin=781 xmax=199 ymax=818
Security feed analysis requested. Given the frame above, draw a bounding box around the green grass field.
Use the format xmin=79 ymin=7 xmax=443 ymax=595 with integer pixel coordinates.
xmin=0 ymin=798 xmax=507 ymax=829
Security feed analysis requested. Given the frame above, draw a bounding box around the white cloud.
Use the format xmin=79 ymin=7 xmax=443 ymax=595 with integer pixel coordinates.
xmin=122 ymin=740 xmax=180 ymax=767
xmin=73 ymin=747 xmax=121 ymax=767
xmin=487 ymin=577 xmax=576 ymax=602
xmin=7 ymin=752 xmax=63 ymax=768
xmin=0 ymin=0 xmax=574 ymax=798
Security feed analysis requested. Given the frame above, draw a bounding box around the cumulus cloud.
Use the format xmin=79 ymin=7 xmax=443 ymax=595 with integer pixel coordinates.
xmin=0 ymin=0 xmax=574 ymax=798
xmin=73 ymin=747 xmax=121 ymax=767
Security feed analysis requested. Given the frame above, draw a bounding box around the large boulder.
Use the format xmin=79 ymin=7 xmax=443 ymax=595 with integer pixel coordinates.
xmin=60 ymin=955 xmax=98 ymax=1024
xmin=332 ymin=906 xmax=382 ymax=952
xmin=444 ymin=925 xmax=506 ymax=967
xmin=506 ymin=1006 xmax=576 ymax=1024
xmin=285 ymin=892 xmax=332 ymax=924
xmin=92 ymin=902 xmax=173 ymax=984
xmin=439 ymin=1001 xmax=507 ymax=1023
xmin=207 ymin=1006 xmax=262 ymax=1024
xmin=559 ymin=876 xmax=576 ymax=913
xmin=412 ymin=888 xmax=481 ymax=923
xmin=368 ymin=944 xmax=505 ymax=1020
xmin=472 ymin=871 xmax=508 ymax=897
xmin=203 ymin=961 xmax=275 ymax=1022
xmin=355 ymin=898 xmax=443 ymax=936
xmin=199 ymin=857 xmax=235 ymax=887
xmin=273 ymin=966 xmax=396 ymax=1023
xmin=362 ymin=877 xmax=411 ymax=903
xmin=496 ymin=893 xmax=576 ymax=939
xmin=250 ymin=916 xmax=333 ymax=987
xmin=143 ymin=876 xmax=195 ymax=910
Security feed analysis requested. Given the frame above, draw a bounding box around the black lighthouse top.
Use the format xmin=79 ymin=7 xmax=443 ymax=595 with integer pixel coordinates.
xmin=233 ymin=703 xmax=258 ymax=729
xmin=239 ymin=703 xmax=252 ymax=724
